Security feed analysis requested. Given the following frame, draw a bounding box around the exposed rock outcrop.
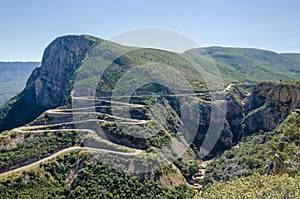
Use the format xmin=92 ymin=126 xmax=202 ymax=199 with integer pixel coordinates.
xmin=242 ymin=82 xmax=300 ymax=135
xmin=192 ymin=82 xmax=300 ymax=158
xmin=0 ymin=35 xmax=95 ymax=131
xmin=0 ymin=34 xmax=299 ymax=161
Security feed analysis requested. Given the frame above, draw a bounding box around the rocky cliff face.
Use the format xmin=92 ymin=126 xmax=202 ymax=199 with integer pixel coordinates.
xmin=192 ymin=82 xmax=300 ymax=158
xmin=0 ymin=35 xmax=95 ymax=131
xmin=0 ymin=34 xmax=299 ymax=161
xmin=26 ymin=35 xmax=95 ymax=107
xmin=242 ymin=82 xmax=300 ymax=135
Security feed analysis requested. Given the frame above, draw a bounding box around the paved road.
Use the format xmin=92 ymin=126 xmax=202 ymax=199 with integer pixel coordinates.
xmin=0 ymin=97 xmax=147 ymax=177
xmin=0 ymin=146 xmax=142 ymax=177
xmin=45 ymin=110 xmax=149 ymax=124
xmin=0 ymin=86 xmax=234 ymax=177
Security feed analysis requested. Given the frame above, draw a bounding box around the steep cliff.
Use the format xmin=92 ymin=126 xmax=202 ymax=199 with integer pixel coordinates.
xmin=242 ymin=82 xmax=300 ymax=135
xmin=192 ymin=82 xmax=300 ymax=158
xmin=0 ymin=35 xmax=95 ymax=131
xmin=0 ymin=35 xmax=299 ymax=159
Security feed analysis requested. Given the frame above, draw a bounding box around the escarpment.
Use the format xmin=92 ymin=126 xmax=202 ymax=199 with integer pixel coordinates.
xmin=242 ymin=82 xmax=300 ymax=135
xmin=0 ymin=35 xmax=95 ymax=131
xmin=0 ymin=34 xmax=299 ymax=161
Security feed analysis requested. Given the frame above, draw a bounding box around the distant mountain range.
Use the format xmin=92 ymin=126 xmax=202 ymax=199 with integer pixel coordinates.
xmin=0 ymin=62 xmax=40 ymax=105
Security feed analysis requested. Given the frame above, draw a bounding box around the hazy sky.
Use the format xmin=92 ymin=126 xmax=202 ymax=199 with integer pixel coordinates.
xmin=1 ymin=0 xmax=300 ymax=61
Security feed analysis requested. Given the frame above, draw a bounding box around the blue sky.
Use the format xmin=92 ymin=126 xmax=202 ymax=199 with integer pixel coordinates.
xmin=1 ymin=0 xmax=300 ymax=61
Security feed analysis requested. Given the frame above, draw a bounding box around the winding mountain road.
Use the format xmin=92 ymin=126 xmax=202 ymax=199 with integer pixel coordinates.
xmin=0 ymin=86 xmax=234 ymax=177
xmin=0 ymin=97 xmax=147 ymax=177
xmin=0 ymin=146 xmax=142 ymax=177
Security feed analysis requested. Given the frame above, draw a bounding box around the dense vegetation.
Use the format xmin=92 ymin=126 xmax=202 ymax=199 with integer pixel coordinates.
xmin=202 ymin=173 xmax=300 ymax=199
xmin=0 ymin=130 xmax=81 ymax=171
xmin=76 ymin=42 xmax=209 ymax=94
xmin=275 ymin=80 xmax=300 ymax=87
xmin=0 ymin=151 xmax=197 ymax=198
xmin=174 ymin=157 xmax=199 ymax=179
xmin=1 ymin=35 xmax=300 ymax=198
xmin=201 ymin=131 xmax=275 ymax=185
xmin=202 ymin=110 xmax=300 ymax=197
xmin=195 ymin=47 xmax=300 ymax=82
xmin=204 ymin=110 xmax=300 ymax=184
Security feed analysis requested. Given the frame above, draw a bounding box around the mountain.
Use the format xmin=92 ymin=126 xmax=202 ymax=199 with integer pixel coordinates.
xmin=0 ymin=36 xmax=94 ymax=131
xmin=1 ymin=36 xmax=300 ymax=133
xmin=0 ymin=62 xmax=39 ymax=105
xmin=185 ymin=47 xmax=300 ymax=82
xmin=0 ymin=35 xmax=299 ymax=198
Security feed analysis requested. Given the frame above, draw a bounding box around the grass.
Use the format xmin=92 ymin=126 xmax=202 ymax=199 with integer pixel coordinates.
xmin=185 ymin=47 xmax=300 ymax=83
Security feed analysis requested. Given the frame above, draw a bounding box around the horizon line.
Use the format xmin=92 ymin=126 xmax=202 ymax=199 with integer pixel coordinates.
xmin=1 ymin=45 xmax=300 ymax=62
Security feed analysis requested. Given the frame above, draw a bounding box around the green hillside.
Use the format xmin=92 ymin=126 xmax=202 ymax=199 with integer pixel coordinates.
xmin=185 ymin=47 xmax=300 ymax=83
xmin=0 ymin=150 xmax=197 ymax=198
xmin=202 ymin=109 xmax=300 ymax=198
xmin=0 ymin=35 xmax=300 ymax=198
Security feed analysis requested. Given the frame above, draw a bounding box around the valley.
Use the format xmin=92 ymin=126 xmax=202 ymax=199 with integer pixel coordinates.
xmin=0 ymin=62 xmax=39 ymax=105
xmin=0 ymin=35 xmax=299 ymax=198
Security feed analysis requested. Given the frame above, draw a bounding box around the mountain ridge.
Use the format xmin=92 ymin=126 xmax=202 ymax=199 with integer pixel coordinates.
xmin=0 ymin=35 xmax=299 ymax=198
xmin=1 ymin=34 xmax=300 ymax=133
xmin=186 ymin=46 xmax=300 ymax=82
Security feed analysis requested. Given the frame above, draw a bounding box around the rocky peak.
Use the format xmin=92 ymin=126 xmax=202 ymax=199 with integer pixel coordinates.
xmin=26 ymin=35 xmax=95 ymax=108
xmin=0 ymin=35 xmax=95 ymax=131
